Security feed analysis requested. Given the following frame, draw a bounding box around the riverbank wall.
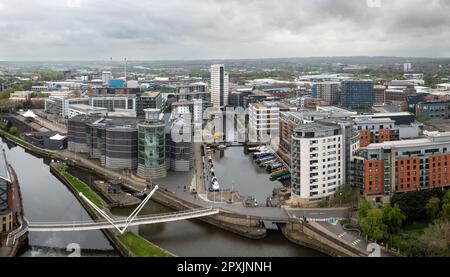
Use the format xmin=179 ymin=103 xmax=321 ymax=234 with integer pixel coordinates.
xmin=49 ymin=164 xmax=131 ymax=257
xmin=1 ymin=132 xmax=267 ymax=240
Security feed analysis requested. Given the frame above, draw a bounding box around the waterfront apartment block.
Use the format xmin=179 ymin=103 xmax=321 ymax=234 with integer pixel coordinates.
xmin=354 ymin=132 xmax=450 ymax=198
xmin=353 ymin=117 xmax=423 ymax=147
xmin=340 ymin=80 xmax=374 ymax=109
xmin=311 ymin=82 xmax=340 ymax=106
xmin=210 ymin=64 xmax=230 ymax=108
xmin=249 ymin=103 xmax=280 ymax=144
xmin=290 ymin=122 xmax=345 ymax=202
xmin=0 ymin=151 xmax=14 ymax=240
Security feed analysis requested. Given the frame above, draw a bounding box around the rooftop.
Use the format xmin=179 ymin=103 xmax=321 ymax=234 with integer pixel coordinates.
xmin=364 ymin=138 xmax=433 ymax=150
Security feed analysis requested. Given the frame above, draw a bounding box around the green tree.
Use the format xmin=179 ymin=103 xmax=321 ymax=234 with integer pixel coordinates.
xmin=426 ymin=197 xmax=441 ymax=220
xmin=9 ymin=126 xmax=17 ymax=135
xmin=442 ymin=190 xmax=450 ymax=205
xmin=419 ymin=220 xmax=450 ymax=256
xmin=383 ymin=204 xmax=406 ymax=235
xmin=360 ymin=208 xmax=388 ymax=242
xmin=440 ymin=203 xmax=450 ymax=222
xmin=358 ymin=199 xmax=373 ymax=219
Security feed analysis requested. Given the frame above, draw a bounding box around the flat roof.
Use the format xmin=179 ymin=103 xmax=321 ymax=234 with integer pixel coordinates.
xmin=364 ymin=138 xmax=432 ymax=150
xmin=352 ymin=112 xmax=413 ymax=118
xmin=295 ymin=122 xmax=340 ymax=133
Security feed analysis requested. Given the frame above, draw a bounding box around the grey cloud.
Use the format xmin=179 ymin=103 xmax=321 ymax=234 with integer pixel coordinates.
xmin=0 ymin=0 xmax=449 ymax=60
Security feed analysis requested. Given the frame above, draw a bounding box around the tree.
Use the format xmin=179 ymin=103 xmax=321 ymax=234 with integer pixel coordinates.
xmin=9 ymin=126 xmax=17 ymax=135
xmin=426 ymin=197 xmax=441 ymax=220
xmin=360 ymin=208 xmax=388 ymax=242
xmin=440 ymin=203 xmax=450 ymax=222
xmin=383 ymin=204 xmax=406 ymax=235
xmin=357 ymin=199 xmax=373 ymax=219
xmin=419 ymin=220 xmax=450 ymax=256
xmin=442 ymin=190 xmax=450 ymax=205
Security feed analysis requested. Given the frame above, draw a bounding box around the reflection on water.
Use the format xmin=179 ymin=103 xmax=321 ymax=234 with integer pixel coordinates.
xmin=2 ymin=138 xmax=322 ymax=257
xmin=112 ymin=202 xmax=324 ymax=257
xmin=212 ymin=147 xmax=282 ymax=204
xmin=1 ymin=139 xmax=114 ymax=256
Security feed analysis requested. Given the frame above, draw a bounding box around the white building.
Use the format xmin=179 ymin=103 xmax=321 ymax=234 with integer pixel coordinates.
xmin=291 ymin=122 xmax=344 ymax=202
xmin=68 ymin=104 xmax=108 ymax=118
xmin=102 ymin=72 xmax=112 ymax=86
xmin=9 ymin=91 xmax=33 ymax=102
xmin=210 ymin=64 xmax=229 ymax=108
xmin=248 ymin=103 xmax=280 ymax=144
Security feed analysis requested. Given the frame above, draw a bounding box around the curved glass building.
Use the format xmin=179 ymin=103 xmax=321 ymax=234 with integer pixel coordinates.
xmin=137 ymin=109 xmax=167 ymax=180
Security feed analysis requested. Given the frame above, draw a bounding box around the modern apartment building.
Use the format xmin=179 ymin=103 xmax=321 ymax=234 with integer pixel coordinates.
xmin=249 ymin=103 xmax=280 ymax=144
xmin=0 ymin=150 xmax=13 ymax=236
xmin=354 ymin=116 xmax=423 ymax=147
xmin=311 ymin=82 xmax=340 ymax=106
xmin=210 ymin=64 xmax=230 ymax=108
xmin=340 ymin=80 xmax=374 ymax=109
xmin=354 ymin=132 xmax=450 ymax=198
xmin=136 ymin=92 xmax=163 ymax=118
xmin=373 ymin=86 xmax=386 ymax=106
xmin=290 ymin=122 xmax=345 ymax=202
xmin=175 ymin=83 xmax=208 ymax=101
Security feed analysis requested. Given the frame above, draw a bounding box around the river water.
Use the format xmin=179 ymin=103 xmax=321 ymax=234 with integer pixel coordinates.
xmin=211 ymin=147 xmax=283 ymax=204
xmin=1 ymin=138 xmax=322 ymax=257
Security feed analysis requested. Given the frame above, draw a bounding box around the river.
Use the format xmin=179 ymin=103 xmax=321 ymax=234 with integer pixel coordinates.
xmin=1 ymin=138 xmax=323 ymax=257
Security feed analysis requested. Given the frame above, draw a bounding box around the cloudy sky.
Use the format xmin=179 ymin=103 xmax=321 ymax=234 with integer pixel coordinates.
xmin=0 ymin=0 xmax=449 ymax=60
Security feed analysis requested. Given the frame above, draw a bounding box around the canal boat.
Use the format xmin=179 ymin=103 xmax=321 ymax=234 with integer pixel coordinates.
xmin=266 ymin=163 xmax=283 ymax=172
xmin=277 ymin=174 xmax=291 ymax=182
xmin=259 ymin=159 xmax=278 ymax=167
xmin=252 ymin=151 xmax=273 ymax=160
xmin=270 ymin=169 xmax=290 ymax=181
xmin=256 ymin=155 xmax=275 ymax=164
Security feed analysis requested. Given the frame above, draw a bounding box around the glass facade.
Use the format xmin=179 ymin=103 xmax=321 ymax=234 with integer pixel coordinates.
xmin=340 ymin=81 xmax=374 ymax=109
xmin=0 ymin=178 xmax=8 ymax=211
xmin=138 ymin=122 xmax=166 ymax=177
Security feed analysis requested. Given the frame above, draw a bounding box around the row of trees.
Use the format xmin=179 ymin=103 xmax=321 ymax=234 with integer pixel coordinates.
xmin=359 ymin=189 xmax=450 ymax=256
xmin=0 ymin=120 xmax=17 ymax=135
xmin=357 ymin=200 xmax=406 ymax=245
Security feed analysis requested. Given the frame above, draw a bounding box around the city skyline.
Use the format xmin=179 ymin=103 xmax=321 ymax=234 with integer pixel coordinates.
xmin=0 ymin=0 xmax=450 ymax=60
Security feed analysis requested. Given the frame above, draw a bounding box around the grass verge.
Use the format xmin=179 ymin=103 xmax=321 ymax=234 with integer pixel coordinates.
xmin=58 ymin=167 xmax=104 ymax=209
xmin=118 ymin=232 xmax=173 ymax=257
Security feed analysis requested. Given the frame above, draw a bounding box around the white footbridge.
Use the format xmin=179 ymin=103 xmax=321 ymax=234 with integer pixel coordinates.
xmin=7 ymin=186 xmax=219 ymax=245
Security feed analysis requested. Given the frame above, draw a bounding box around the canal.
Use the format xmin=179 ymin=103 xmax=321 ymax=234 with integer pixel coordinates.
xmin=212 ymin=147 xmax=282 ymax=204
xmin=1 ymin=139 xmax=323 ymax=257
